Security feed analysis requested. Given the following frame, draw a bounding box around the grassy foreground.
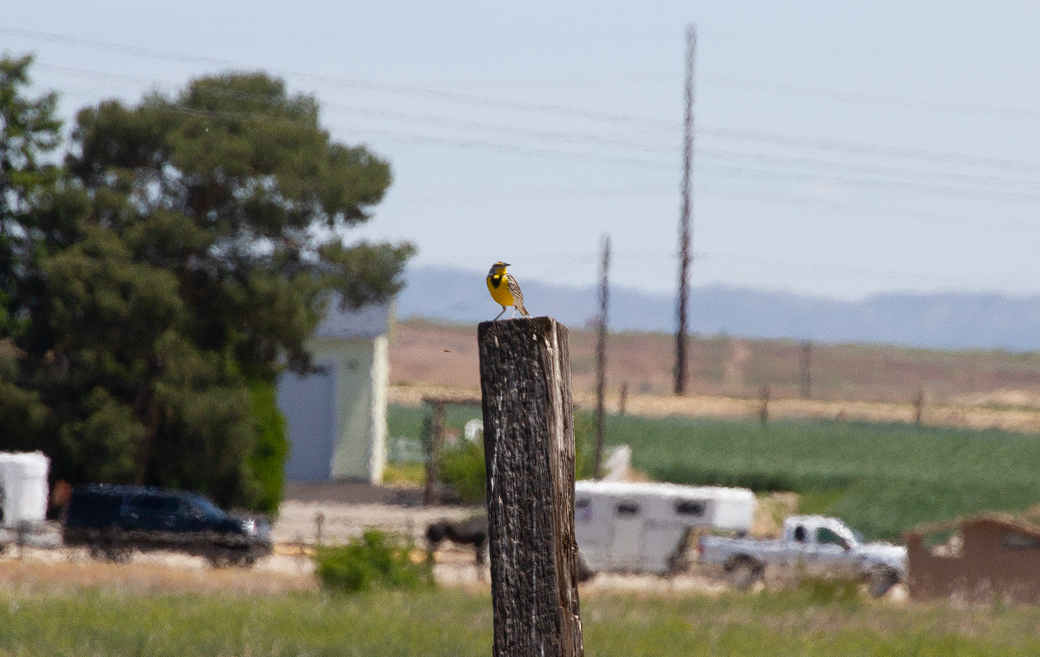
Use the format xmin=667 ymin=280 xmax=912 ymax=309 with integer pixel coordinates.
xmin=4 ymin=586 xmax=1040 ymax=656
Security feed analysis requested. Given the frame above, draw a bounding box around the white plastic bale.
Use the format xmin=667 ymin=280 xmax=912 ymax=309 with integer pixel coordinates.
xmin=0 ymin=452 xmax=50 ymax=527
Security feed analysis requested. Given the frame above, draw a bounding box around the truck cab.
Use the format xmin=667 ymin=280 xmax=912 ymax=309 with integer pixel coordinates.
xmin=778 ymin=515 xmax=866 ymax=568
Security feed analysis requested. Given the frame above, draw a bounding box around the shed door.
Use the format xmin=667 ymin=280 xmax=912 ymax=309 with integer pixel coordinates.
xmin=279 ymin=365 xmax=337 ymax=481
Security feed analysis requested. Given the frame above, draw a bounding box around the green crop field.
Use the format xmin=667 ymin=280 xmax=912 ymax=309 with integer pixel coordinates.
xmin=388 ymin=404 xmax=1040 ymax=540
xmin=608 ymin=415 xmax=1040 ymax=540
xmin=4 ymin=585 xmax=1040 ymax=656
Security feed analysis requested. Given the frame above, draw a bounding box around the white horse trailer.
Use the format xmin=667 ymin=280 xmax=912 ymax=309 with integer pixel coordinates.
xmin=0 ymin=452 xmax=50 ymax=528
xmin=574 ymin=480 xmax=755 ymax=575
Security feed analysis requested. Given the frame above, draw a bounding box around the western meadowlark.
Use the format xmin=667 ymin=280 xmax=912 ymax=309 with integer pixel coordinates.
xmin=486 ymin=261 xmax=530 ymax=320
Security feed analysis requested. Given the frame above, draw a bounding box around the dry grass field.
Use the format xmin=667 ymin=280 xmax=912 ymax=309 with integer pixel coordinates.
xmin=390 ymin=318 xmax=1040 ymax=432
xmin=0 ymin=554 xmax=317 ymax=594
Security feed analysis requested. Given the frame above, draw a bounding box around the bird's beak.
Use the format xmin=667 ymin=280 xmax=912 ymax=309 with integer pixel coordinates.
xmin=503 ymin=262 xmax=511 ymax=267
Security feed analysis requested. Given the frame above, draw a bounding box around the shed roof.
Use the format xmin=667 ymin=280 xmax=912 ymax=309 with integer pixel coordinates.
xmin=312 ymin=298 xmax=393 ymax=340
xmin=905 ymin=512 xmax=1040 ymax=540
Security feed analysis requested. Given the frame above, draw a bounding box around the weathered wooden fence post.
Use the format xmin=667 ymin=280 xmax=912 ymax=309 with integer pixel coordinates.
xmin=422 ymin=393 xmax=483 ymax=505
xmin=423 ymin=400 xmax=447 ymax=505
xmin=478 ymin=317 xmax=584 ymax=657
xmin=759 ymin=383 xmax=770 ymax=425
xmin=799 ymin=341 xmax=812 ymax=399
xmin=914 ymin=388 xmax=925 ymax=426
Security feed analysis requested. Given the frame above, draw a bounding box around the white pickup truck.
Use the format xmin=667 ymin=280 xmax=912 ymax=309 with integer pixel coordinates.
xmin=698 ymin=515 xmax=907 ymax=596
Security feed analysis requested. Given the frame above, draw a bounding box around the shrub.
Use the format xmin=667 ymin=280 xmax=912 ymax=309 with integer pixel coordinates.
xmin=573 ymin=409 xmax=598 ymax=480
xmin=439 ymin=410 xmax=599 ymax=503
xmin=440 ymin=439 xmax=487 ymax=503
xmin=248 ymin=379 xmax=290 ymax=515
xmin=314 ymin=529 xmax=435 ymax=594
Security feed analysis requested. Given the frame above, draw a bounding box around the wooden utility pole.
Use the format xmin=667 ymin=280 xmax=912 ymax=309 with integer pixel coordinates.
xmin=675 ymin=24 xmax=697 ymax=396
xmin=478 ymin=317 xmax=583 ymax=657
xmin=593 ymin=234 xmax=611 ymax=480
xmin=759 ymin=384 xmax=770 ymax=425
xmin=914 ymin=388 xmax=925 ymax=426
xmin=421 ymin=414 xmax=437 ymax=506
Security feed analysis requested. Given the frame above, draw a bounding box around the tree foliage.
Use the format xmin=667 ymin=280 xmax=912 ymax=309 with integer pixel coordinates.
xmin=0 ymin=57 xmax=413 ymax=511
xmin=0 ymin=54 xmax=58 ymax=445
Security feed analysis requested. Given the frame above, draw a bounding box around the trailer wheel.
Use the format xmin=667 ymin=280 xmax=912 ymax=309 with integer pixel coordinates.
xmin=725 ymin=556 xmax=763 ymax=591
xmin=867 ymin=565 xmax=899 ymax=598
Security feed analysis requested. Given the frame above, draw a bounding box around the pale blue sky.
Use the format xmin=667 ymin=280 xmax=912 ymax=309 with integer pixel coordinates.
xmin=4 ymin=2 xmax=1040 ymax=300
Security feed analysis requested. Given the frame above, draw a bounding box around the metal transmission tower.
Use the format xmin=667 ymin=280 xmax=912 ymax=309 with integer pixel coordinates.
xmin=593 ymin=234 xmax=611 ymax=480
xmin=675 ymin=24 xmax=696 ymax=396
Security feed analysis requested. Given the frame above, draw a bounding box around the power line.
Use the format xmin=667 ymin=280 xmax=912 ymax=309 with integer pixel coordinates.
xmin=703 ymin=72 xmax=1040 ymax=121
xmin=702 ymin=127 xmax=1040 ymax=174
xmin=30 ymin=60 xmax=1040 ymax=185
xmin=1 ymin=26 xmax=676 ymax=129
xmin=698 ymin=148 xmax=1040 ymax=192
xmin=35 ymin=81 xmax=1040 ymax=208
xmin=16 ymin=26 xmax=1040 ymax=177
xmin=695 ymin=187 xmax=1028 ymax=230
xmin=17 ymin=23 xmax=1039 ymax=129
xmin=700 ymin=165 xmax=1040 ymax=205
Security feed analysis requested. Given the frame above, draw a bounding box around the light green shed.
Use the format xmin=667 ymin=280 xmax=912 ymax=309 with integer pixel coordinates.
xmin=277 ymin=301 xmax=392 ymax=483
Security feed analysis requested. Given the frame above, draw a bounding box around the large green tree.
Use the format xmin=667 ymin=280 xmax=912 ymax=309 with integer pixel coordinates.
xmin=0 ymin=60 xmax=413 ymax=511
xmin=0 ymin=54 xmax=59 ymax=441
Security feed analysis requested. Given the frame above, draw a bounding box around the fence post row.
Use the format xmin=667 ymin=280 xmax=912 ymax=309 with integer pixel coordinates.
xmin=422 ymin=393 xmax=482 ymax=506
xmin=478 ymin=317 xmax=584 ymax=657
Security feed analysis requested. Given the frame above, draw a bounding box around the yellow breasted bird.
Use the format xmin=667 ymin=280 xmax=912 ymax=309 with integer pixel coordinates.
xmin=486 ymin=261 xmax=529 ymax=320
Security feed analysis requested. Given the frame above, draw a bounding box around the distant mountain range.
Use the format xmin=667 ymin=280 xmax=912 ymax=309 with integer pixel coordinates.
xmin=395 ymin=265 xmax=1040 ymax=352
